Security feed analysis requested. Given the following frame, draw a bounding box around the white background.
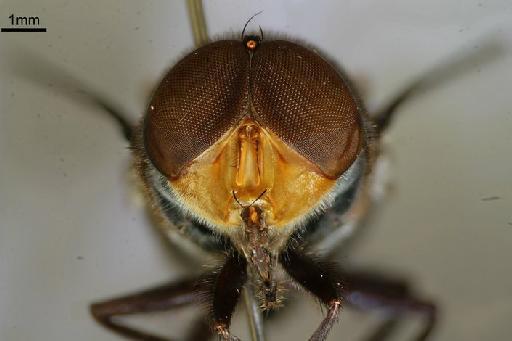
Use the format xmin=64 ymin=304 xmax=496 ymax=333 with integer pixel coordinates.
xmin=1 ymin=1 xmax=511 ymax=340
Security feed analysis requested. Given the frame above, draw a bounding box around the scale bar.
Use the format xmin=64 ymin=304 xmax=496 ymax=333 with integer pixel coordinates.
xmin=1 ymin=27 xmax=47 ymax=32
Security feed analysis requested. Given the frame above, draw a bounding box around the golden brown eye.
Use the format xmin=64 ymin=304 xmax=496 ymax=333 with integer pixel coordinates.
xmin=250 ymin=40 xmax=362 ymax=179
xmin=144 ymin=40 xmax=250 ymax=179
xmin=145 ymin=39 xmax=362 ymax=180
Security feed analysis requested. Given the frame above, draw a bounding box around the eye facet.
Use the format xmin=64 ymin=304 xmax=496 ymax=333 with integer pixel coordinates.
xmin=144 ymin=40 xmax=250 ymax=179
xmin=145 ymin=39 xmax=362 ymax=181
xmin=250 ymin=40 xmax=362 ymax=178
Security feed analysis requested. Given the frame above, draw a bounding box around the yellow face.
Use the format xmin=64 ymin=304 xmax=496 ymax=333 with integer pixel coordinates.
xmin=169 ymin=117 xmax=337 ymax=231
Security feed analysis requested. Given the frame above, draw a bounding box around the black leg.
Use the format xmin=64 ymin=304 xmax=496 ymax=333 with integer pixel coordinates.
xmin=342 ymin=270 xmax=437 ymax=341
xmin=211 ymin=252 xmax=248 ymax=341
xmin=90 ymin=278 xmax=212 ymax=341
xmin=279 ymin=249 xmax=437 ymax=341
xmin=279 ymin=248 xmax=344 ymax=341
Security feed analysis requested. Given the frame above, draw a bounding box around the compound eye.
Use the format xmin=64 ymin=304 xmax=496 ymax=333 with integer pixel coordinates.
xmin=250 ymin=41 xmax=362 ymax=178
xmin=144 ymin=41 xmax=250 ymax=179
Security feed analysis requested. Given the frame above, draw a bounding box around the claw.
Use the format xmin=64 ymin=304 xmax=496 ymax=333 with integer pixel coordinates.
xmin=309 ymin=299 xmax=342 ymax=341
xmin=215 ymin=323 xmax=241 ymax=341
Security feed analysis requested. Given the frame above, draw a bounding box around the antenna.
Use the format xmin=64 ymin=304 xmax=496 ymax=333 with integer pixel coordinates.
xmin=241 ymin=11 xmax=263 ymax=39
